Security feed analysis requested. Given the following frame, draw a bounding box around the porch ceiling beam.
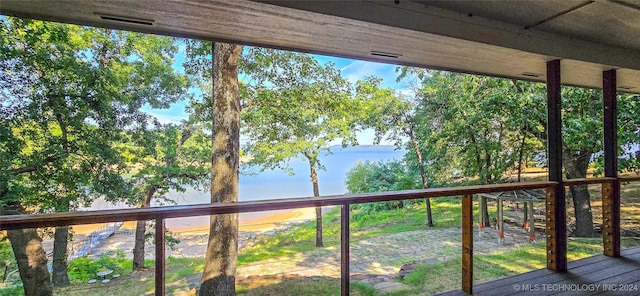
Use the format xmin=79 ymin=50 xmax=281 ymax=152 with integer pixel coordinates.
xmin=2 ymin=1 xmax=640 ymax=93
xmin=258 ymin=0 xmax=640 ymax=72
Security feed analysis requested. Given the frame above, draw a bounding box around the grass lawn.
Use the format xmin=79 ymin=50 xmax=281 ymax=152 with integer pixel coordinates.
xmin=238 ymin=197 xmax=495 ymax=266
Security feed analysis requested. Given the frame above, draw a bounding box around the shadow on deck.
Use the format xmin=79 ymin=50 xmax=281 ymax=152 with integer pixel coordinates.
xmin=437 ymin=246 xmax=640 ymax=296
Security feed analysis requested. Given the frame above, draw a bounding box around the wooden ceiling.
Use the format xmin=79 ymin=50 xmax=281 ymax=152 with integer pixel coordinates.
xmin=1 ymin=0 xmax=639 ymax=93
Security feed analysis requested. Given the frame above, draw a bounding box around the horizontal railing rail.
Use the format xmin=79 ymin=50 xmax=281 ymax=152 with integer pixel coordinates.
xmin=620 ymin=176 xmax=640 ymax=182
xmin=563 ymin=177 xmax=616 ymax=186
xmin=0 ymin=181 xmax=557 ymax=231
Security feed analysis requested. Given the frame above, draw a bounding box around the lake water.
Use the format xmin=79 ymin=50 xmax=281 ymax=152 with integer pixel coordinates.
xmin=89 ymin=145 xmax=405 ymax=229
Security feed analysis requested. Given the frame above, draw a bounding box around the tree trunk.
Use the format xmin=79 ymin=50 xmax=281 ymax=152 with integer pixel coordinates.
xmin=133 ymin=127 xmax=191 ymax=271
xmin=133 ymin=187 xmax=155 ymax=271
xmin=481 ymin=198 xmax=490 ymax=227
xmin=408 ymin=127 xmax=433 ymax=227
xmin=468 ymin=131 xmax=490 ymax=227
xmin=51 ymin=199 xmax=70 ymax=286
xmin=1 ymin=199 xmax=52 ymax=296
xmin=132 ymin=220 xmax=147 ymax=271
xmin=51 ymin=226 xmax=70 ymax=286
xmin=7 ymin=228 xmax=52 ymax=296
xmin=517 ymin=134 xmax=526 ymax=182
xmin=563 ymin=150 xmax=595 ymax=237
xmin=523 ymin=202 xmax=529 ymax=228
xmin=308 ymin=156 xmax=323 ymax=248
xmin=200 ymin=42 xmax=243 ymax=296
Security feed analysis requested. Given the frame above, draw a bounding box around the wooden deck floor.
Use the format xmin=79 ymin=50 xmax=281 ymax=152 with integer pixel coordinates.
xmin=437 ymin=247 xmax=640 ymax=296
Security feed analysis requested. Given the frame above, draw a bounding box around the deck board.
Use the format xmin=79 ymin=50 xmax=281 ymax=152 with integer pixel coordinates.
xmin=436 ymin=246 xmax=640 ymax=296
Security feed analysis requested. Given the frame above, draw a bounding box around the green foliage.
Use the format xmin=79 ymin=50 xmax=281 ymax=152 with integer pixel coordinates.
xmin=0 ymin=239 xmax=16 ymax=274
xmin=240 ymin=48 xmax=358 ymax=178
xmin=122 ymin=124 xmax=211 ymax=207
xmin=354 ymin=76 xmax=412 ymax=147
xmin=0 ymin=239 xmax=22 ymax=296
xmin=1 ymin=17 xmax=189 ymax=289
xmin=412 ymin=71 xmax=526 ymax=184
xmin=236 ymin=277 xmax=379 ymax=296
xmin=0 ymin=282 xmax=24 ymax=296
xmin=67 ymin=250 xmax=131 ymax=283
xmin=237 ymin=198 xmax=465 ymax=266
xmin=346 ymin=160 xmax=417 ymax=193
xmin=345 ymin=160 xmax=419 ymax=219
xmin=601 ymin=94 xmax=640 ymax=175
xmin=0 ymin=17 xmax=189 ymax=210
xmin=237 ymin=215 xmax=341 ymax=265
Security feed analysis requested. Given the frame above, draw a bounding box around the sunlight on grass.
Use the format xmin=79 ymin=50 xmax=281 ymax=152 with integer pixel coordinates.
xmin=238 ymin=198 xmax=466 ymax=266
xmin=236 ymin=277 xmax=376 ymax=296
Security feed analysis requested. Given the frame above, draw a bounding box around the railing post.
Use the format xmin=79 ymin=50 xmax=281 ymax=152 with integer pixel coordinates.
xmin=603 ymin=69 xmax=620 ymax=257
xmin=462 ymin=194 xmax=473 ymax=293
xmin=602 ymin=179 xmax=620 ymax=257
xmin=341 ymin=204 xmax=350 ymax=296
xmin=545 ymin=185 xmax=566 ymax=272
xmin=155 ymin=218 xmax=165 ymax=296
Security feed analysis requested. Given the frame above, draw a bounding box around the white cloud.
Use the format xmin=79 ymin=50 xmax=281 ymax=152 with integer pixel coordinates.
xmin=340 ymin=60 xmax=401 ymax=89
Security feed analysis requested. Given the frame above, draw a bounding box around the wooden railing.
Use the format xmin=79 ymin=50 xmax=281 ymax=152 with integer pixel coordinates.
xmin=0 ymin=178 xmax=635 ymax=295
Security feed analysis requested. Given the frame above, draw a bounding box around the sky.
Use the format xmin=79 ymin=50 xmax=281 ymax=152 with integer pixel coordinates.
xmin=141 ymin=46 xmax=409 ymax=146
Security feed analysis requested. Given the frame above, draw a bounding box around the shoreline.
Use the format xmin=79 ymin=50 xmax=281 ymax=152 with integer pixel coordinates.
xmin=69 ymin=207 xmax=319 ymax=235
xmin=171 ymin=207 xmax=317 ymax=233
xmin=47 ymin=207 xmax=320 ymax=259
xmin=39 ymin=206 xmax=330 ymax=259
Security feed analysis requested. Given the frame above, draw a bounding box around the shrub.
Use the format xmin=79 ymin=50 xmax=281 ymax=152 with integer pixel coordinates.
xmin=345 ymin=160 xmax=420 ymax=220
xmin=67 ymin=250 xmax=130 ymax=283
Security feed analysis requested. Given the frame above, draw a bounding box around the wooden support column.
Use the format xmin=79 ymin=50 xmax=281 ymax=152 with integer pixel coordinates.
xmin=341 ymin=204 xmax=350 ymax=296
xmin=155 ymin=218 xmax=165 ymax=296
xmin=462 ymin=194 xmax=473 ymax=294
xmin=603 ymin=69 xmax=620 ymax=257
xmin=546 ymin=60 xmax=567 ymax=272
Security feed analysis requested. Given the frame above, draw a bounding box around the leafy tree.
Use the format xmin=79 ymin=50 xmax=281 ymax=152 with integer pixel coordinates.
xmin=346 ymin=160 xmax=417 ymax=193
xmin=123 ymin=124 xmax=210 ymax=270
xmin=241 ymin=49 xmax=357 ymax=247
xmin=527 ymin=87 xmax=639 ymax=237
xmin=401 ymin=68 xmax=640 ymax=236
xmin=561 ymin=88 xmax=602 ymax=236
xmin=345 ymin=160 xmax=418 ymax=219
xmin=402 ymin=70 xmax=526 ymax=226
xmin=356 ymin=76 xmax=437 ymax=226
xmin=616 ymin=95 xmax=640 ymax=174
xmin=0 ymin=18 xmax=187 ymax=294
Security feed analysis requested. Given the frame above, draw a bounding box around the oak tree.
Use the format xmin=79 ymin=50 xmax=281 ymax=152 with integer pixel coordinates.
xmin=0 ymin=18 xmax=187 ymax=294
xmin=241 ymin=49 xmax=356 ymax=247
